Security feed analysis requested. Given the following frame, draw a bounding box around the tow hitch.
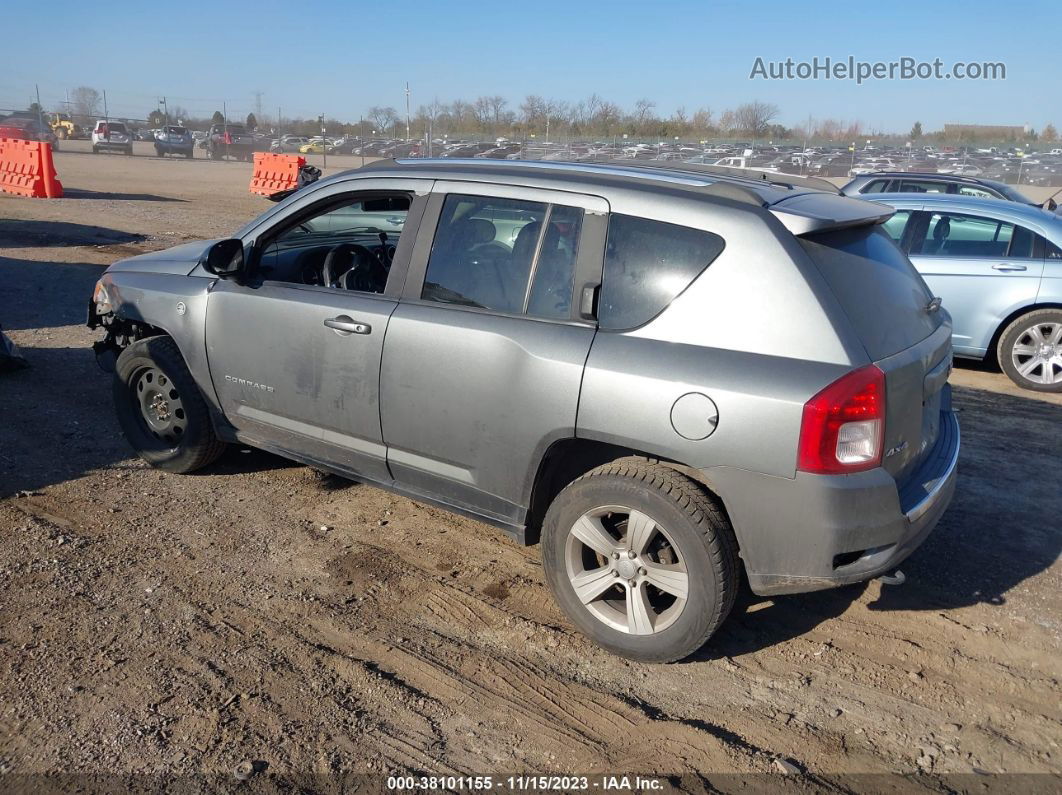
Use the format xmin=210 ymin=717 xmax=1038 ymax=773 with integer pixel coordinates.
xmin=876 ymin=570 xmax=906 ymax=586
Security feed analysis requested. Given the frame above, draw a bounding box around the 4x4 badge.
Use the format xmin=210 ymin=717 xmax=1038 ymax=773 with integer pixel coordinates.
xmin=885 ymin=440 xmax=909 ymax=458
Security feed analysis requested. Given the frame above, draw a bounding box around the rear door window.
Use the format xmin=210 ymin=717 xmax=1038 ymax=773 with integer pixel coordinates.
xmin=422 ymin=194 xmax=583 ymax=319
xmin=913 ymin=212 xmax=1032 ymax=258
xmin=599 ymin=215 xmax=725 ymax=330
xmin=897 ymin=179 xmax=949 ymax=193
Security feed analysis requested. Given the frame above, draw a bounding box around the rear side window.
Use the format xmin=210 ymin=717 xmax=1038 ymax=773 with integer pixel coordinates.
xmin=863 ymin=179 xmax=890 ymax=193
xmin=599 ymin=215 xmax=724 ymax=330
xmin=800 ymin=226 xmax=940 ymax=360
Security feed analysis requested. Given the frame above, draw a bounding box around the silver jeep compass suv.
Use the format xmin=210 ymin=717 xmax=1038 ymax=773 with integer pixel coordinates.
xmin=88 ymin=160 xmax=959 ymax=662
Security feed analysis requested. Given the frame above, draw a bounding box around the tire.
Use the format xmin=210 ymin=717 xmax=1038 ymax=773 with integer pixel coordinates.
xmin=92 ymin=145 xmax=99 ymax=154
xmin=57 ymin=128 xmax=68 ymax=140
xmin=155 ymin=147 xmax=163 ymax=158
xmin=541 ymin=459 xmax=739 ymax=663
xmin=997 ymin=308 xmax=1062 ymax=392
xmin=113 ymin=336 xmax=226 ymax=473
xmin=125 ymin=146 xmax=133 ymax=156
xmin=185 ymin=149 xmax=194 ymax=159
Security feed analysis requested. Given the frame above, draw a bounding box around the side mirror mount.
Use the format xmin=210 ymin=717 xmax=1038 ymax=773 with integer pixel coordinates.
xmin=203 ymin=239 xmax=245 ymax=280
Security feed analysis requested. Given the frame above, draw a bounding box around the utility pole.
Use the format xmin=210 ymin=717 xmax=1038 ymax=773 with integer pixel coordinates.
xmin=34 ymin=84 xmax=44 ymax=135
xmin=254 ymin=90 xmax=263 ymax=123
xmin=319 ymin=114 xmax=326 ymax=170
xmin=158 ymin=96 xmax=168 ymax=125
xmin=103 ymin=89 xmax=109 ymax=122
xmin=405 ymin=82 xmax=411 ymax=141
xmin=277 ymin=106 xmax=282 ymax=137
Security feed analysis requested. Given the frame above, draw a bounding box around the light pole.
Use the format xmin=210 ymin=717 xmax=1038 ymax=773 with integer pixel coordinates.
xmin=404 ymin=82 xmax=411 ymax=141
xmin=319 ymin=114 xmax=326 ymax=169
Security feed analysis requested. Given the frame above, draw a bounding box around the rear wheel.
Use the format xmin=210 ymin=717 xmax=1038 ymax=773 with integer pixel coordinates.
xmin=113 ymin=337 xmax=226 ymax=473
xmin=92 ymin=145 xmax=99 ymax=154
xmin=541 ymin=459 xmax=739 ymax=663
xmin=998 ymin=309 xmax=1062 ymax=392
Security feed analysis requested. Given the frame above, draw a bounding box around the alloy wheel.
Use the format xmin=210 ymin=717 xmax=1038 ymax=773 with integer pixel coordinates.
xmin=1011 ymin=322 xmax=1062 ymax=385
xmin=563 ymin=505 xmax=689 ymax=635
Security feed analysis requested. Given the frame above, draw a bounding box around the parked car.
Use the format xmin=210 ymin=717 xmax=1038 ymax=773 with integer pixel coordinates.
xmin=87 ymin=160 xmax=958 ymax=662
xmin=299 ymin=139 xmax=335 ymax=155
xmin=0 ymin=116 xmax=60 ymax=149
xmin=271 ymin=135 xmax=310 ymax=154
xmin=153 ymin=125 xmax=194 ymax=158
xmin=842 ymin=172 xmax=1042 ymax=207
xmin=866 ymin=193 xmax=1062 ymax=391
xmin=205 ymin=123 xmax=255 ymax=161
xmin=91 ymin=120 xmax=132 ymax=155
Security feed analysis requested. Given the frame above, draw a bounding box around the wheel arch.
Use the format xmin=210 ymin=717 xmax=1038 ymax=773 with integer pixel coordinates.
xmin=524 ymin=437 xmax=734 ymax=548
xmin=988 ymin=301 xmax=1062 ymax=365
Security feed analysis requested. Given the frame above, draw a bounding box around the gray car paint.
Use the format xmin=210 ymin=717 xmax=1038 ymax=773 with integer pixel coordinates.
xmin=91 ymin=159 xmax=960 ymax=596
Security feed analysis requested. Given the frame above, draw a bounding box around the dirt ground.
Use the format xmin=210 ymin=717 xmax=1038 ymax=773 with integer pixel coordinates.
xmin=0 ymin=146 xmax=1059 ymax=789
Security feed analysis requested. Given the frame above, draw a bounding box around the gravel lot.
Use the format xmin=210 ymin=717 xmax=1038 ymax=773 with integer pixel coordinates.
xmin=1 ymin=146 xmax=1059 ymax=787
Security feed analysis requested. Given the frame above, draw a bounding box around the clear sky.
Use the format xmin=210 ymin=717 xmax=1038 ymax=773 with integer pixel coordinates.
xmin=2 ymin=0 xmax=1058 ymax=131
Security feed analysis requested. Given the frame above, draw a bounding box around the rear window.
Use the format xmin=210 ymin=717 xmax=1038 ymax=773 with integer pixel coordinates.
xmin=599 ymin=215 xmax=725 ymax=330
xmin=165 ymin=126 xmax=186 ymax=135
xmin=107 ymin=123 xmax=128 ymax=133
xmin=800 ymin=225 xmax=941 ymax=360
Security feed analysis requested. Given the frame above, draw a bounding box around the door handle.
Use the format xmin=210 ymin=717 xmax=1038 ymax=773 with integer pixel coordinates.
xmin=324 ymin=316 xmax=372 ymax=335
xmin=992 ymin=263 xmax=1027 ymax=272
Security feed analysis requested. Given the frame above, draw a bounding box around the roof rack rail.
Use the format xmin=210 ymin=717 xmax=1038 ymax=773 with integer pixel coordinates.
xmin=583 ymin=158 xmax=840 ymax=194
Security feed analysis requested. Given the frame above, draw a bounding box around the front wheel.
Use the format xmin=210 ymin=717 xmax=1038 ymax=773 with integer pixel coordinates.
xmin=998 ymin=309 xmax=1062 ymax=392
xmin=541 ymin=459 xmax=739 ymax=663
xmin=113 ymin=337 xmax=226 ymax=472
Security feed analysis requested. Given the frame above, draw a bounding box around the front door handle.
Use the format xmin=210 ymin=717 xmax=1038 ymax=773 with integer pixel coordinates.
xmin=324 ymin=316 xmax=372 ymax=335
xmin=992 ymin=263 xmax=1027 ymax=272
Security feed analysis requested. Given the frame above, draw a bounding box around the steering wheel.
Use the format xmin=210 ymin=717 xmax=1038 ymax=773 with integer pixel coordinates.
xmin=321 ymin=243 xmax=379 ymax=289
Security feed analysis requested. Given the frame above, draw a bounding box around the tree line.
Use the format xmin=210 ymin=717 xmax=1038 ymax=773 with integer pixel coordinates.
xmin=45 ymin=86 xmax=1061 ymax=145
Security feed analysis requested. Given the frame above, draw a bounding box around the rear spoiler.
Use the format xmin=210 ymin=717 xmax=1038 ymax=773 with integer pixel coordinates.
xmin=769 ymin=193 xmax=895 ymax=235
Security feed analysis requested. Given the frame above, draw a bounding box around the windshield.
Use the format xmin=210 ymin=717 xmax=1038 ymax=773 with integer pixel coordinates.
xmin=106 ymin=123 xmax=128 ymax=133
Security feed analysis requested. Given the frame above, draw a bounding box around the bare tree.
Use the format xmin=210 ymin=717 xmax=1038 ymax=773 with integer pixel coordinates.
xmin=733 ymin=101 xmax=779 ymax=138
xmin=368 ymin=106 xmax=399 ymax=133
xmin=633 ymin=98 xmax=656 ymax=125
xmin=70 ymin=86 xmax=101 ymax=122
xmin=691 ymin=107 xmax=713 ymax=133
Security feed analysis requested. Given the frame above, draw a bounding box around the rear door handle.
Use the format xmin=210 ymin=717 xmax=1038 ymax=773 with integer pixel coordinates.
xmin=992 ymin=263 xmax=1027 ymax=272
xmin=324 ymin=316 xmax=372 ymax=335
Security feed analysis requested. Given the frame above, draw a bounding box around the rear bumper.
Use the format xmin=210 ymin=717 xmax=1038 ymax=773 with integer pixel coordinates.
xmin=156 ymin=142 xmax=192 ymax=153
xmin=705 ymin=408 xmax=960 ymax=596
xmin=95 ymin=140 xmax=131 ymax=150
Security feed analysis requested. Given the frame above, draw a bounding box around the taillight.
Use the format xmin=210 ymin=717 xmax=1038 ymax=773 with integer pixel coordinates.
xmin=797 ymin=364 xmax=885 ymax=475
xmin=224 ymin=132 xmax=233 ymax=145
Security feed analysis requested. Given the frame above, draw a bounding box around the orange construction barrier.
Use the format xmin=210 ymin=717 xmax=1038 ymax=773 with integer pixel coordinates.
xmin=0 ymin=138 xmax=63 ymax=198
xmin=249 ymin=152 xmax=305 ymax=196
